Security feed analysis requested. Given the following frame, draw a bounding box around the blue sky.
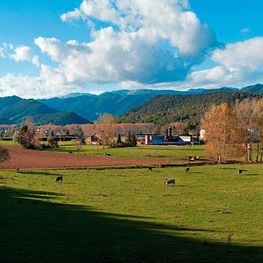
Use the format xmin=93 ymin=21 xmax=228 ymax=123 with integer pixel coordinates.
xmin=191 ymin=0 xmax=263 ymax=43
xmin=0 ymin=0 xmax=263 ymax=98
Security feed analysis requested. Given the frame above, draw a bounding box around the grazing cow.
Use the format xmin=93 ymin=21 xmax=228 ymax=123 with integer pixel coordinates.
xmin=227 ymin=233 xmax=234 ymax=245
xmin=188 ymin=156 xmax=195 ymax=161
xmin=238 ymin=169 xmax=247 ymax=174
xmin=185 ymin=167 xmax=190 ymax=173
xmin=165 ymin=178 xmax=176 ymax=186
xmin=55 ymin=176 xmax=63 ymax=182
xmin=148 ymin=167 xmax=153 ymax=171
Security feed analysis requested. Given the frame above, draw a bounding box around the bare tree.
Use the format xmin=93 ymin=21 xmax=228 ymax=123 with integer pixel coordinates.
xmin=97 ymin=114 xmax=116 ymax=147
xmin=235 ymin=98 xmax=263 ymax=162
xmin=201 ymin=103 xmax=244 ymax=162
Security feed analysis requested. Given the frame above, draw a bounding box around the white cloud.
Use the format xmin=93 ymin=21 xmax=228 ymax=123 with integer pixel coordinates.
xmin=11 ymin=46 xmax=40 ymax=66
xmin=212 ymin=38 xmax=263 ymax=71
xmin=35 ymin=30 xmax=190 ymax=84
xmin=34 ymin=37 xmax=63 ymax=61
xmin=0 ymin=43 xmax=40 ymax=66
xmin=185 ymin=37 xmax=263 ymax=88
xmin=0 ymin=65 xmax=81 ymax=99
xmin=60 ymin=8 xmax=83 ymax=22
xmin=61 ymin=0 xmax=216 ymax=57
xmin=0 ymin=47 xmax=5 ymax=58
xmin=32 ymin=0 xmax=218 ymax=90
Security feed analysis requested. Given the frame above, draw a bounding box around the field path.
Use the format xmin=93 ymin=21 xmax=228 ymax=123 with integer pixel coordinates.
xmin=0 ymin=145 xmax=179 ymax=169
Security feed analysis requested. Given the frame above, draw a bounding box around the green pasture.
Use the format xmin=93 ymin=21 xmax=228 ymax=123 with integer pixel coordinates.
xmin=0 ymin=164 xmax=262 ymax=262
xmin=50 ymin=141 xmax=205 ymax=160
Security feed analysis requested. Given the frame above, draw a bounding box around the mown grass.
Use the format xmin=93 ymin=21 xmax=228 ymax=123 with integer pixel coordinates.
xmin=0 ymin=164 xmax=262 ymax=262
xmin=49 ymin=141 xmax=205 ymax=160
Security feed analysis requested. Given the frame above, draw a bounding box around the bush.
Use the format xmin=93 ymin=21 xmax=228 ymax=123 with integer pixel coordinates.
xmin=0 ymin=146 xmax=10 ymax=162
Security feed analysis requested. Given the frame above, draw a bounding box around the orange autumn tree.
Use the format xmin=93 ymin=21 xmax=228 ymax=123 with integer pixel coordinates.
xmin=201 ymin=103 xmax=244 ymax=162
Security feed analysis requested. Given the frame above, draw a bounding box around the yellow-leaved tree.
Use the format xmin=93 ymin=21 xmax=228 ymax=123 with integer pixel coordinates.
xmin=201 ymin=103 xmax=244 ymax=162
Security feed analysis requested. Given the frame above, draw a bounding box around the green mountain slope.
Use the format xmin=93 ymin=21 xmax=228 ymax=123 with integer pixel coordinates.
xmin=241 ymin=83 xmax=263 ymax=94
xmin=118 ymin=91 xmax=262 ymax=127
xmin=0 ymin=96 xmax=90 ymax=125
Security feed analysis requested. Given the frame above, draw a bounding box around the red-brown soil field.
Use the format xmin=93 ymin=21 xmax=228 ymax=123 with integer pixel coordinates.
xmin=0 ymin=145 xmax=178 ymax=169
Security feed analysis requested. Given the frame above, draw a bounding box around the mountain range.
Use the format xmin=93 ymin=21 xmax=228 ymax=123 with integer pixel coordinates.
xmin=0 ymin=83 xmax=262 ymax=125
xmin=0 ymin=96 xmax=90 ymax=125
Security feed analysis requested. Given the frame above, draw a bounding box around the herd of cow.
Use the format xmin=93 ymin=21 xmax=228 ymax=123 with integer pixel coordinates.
xmin=54 ymin=167 xmax=248 ymax=185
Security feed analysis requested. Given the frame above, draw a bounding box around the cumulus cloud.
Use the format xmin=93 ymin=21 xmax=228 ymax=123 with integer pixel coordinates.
xmin=186 ymin=37 xmax=263 ymax=88
xmin=11 ymin=46 xmax=40 ymax=66
xmin=35 ymin=32 xmax=191 ymax=84
xmin=0 ymin=65 xmax=80 ymax=99
xmin=33 ymin=0 xmax=217 ymax=89
xmin=61 ymin=0 xmax=217 ymax=57
xmin=0 ymin=43 xmax=39 ymax=66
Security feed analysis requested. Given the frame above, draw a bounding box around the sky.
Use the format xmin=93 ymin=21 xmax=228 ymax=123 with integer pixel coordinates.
xmin=1 ymin=0 xmax=263 ymax=98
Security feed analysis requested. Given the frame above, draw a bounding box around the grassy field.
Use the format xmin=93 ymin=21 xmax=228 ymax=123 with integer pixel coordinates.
xmin=0 ymin=164 xmax=262 ymax=262
xmin=49 ymin=141 xmax=206 ymax=160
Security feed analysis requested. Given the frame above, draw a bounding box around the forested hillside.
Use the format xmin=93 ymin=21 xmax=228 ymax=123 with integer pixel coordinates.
xmin=0 ymin=96 xmax=90 ymax=125
xmin=118 ymin=91 xmax=261 ymax=128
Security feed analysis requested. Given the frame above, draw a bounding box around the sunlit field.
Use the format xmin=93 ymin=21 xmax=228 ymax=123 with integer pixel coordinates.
xmin=49 ymin=141 xmax=206 ymax=160
xmin=1 ymin=163 xmax=262 ymax=262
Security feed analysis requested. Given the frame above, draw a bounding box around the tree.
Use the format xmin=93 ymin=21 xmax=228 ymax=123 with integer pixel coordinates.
xmin=98 ymin=114 xmax=116 ymax=147
xmin=125 ymin=131 xmax=137 ymax=146
xmin=13 ymin=118 xmax=39 ymax=149
xmin=0 ymin=146 xmax=10 ymax=163
xmin=98 ymin=113 xmax=116 ymax=124
xmin=47 ymin=135 xmax=58 ymax=148
xmin=75 ymin=126 xmax=86 ymax=145
xmin=235 ymin=98 xmax=263 ymax=162
xmin=201 ymin=103 xmax=244 ymax=162
xmin=116 ymin=134 xmax=122 ymax=145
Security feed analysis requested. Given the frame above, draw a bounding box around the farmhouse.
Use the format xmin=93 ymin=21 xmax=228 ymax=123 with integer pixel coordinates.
xmin=136 ymin=132 xmax=200 ymax=146
xmin=86 ymin=134 xmax=102 ymax=145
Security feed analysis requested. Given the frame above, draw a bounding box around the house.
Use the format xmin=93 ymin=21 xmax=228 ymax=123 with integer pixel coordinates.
xmin=86 ymin=134 xmax=102 ymax=145
xmin=150 ymin=135 xmax=165 ymax=145
xmin=199 ymin=129 xmax=205 ymax=141
xmin=178 ymin=136 xmax=192 ymax=145
xmin=135 ymin=134 xmax=165 ymax=145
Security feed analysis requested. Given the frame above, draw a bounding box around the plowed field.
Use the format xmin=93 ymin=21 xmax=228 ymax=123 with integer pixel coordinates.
xmin=0 ymin=145 xmax=178 ymax=169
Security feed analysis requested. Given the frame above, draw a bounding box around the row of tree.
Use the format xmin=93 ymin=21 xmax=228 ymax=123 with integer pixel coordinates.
xmin=202 ymin=98 xmax=263 ymax=162
xmin=12 ymin=115 xmax=137 ymax=149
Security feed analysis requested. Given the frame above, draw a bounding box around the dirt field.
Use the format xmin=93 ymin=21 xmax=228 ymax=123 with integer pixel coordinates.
xmin=0 ymin=145 xmax=180 ymax=169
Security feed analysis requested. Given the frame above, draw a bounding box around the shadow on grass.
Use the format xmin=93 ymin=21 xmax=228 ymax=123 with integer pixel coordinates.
xmin=245 ymin=173 xmax=258 ymax=176
xmin=0 ymin=187 xmax=262 ymax=263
